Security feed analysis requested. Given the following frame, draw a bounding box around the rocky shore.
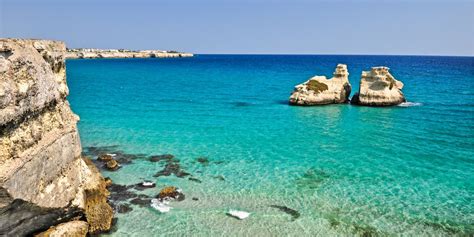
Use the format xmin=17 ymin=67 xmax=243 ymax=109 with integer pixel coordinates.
xmin=0 ymin=39 xmax=113 ymax=236
xmin=66 ymin=48 xmax=193 ymax=59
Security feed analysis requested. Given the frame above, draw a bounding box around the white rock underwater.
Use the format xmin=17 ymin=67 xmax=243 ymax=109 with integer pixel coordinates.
xmin=227 ymin=210 xmax=251 ymax=220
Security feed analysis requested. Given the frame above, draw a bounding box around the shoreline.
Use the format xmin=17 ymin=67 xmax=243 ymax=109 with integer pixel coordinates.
xmin=66 ymin=48 xmax=193 ymax=59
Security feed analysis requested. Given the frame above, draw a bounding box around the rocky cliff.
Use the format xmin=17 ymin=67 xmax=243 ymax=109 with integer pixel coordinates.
xmin=289 ymin=64 xmax=351 ymax=105
xmin=351 ymin=66 xmax=406 ymax=106
xmin=66 ymin=48 xmax=194 ymax=59
xmin=0 ymin=39 xmax=113 ymax=236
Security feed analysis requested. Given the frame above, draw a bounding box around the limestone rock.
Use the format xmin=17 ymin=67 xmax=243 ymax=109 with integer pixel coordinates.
xmin=289 ymin=64 xmax=351 ymax=105
xmin=351 ymin=66 xmax=406 ymax=106
xmin=0 ymin=39 xmax=113 ymax=235
xmin=35 ymin=220 xmax=88 ymax=237
xmin=157 ymin=186 xmax=185 ymax=201
xmin=105 ymin=159 xmax=120 ymax=171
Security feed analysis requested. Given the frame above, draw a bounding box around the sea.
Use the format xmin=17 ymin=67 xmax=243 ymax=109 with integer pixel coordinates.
xmin=66 ymin=55 xmax=474 ymax=236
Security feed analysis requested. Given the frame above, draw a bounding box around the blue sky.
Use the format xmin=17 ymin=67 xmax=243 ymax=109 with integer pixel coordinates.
xmin=1 ymin=0 xmax=473 ymax=55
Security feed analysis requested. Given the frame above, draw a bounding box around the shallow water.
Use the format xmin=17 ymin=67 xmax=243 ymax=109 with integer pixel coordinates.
xmin=67 ymin=55 xmax=474 ymax=236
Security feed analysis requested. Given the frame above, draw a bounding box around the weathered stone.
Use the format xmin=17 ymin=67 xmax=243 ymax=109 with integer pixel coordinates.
xmin=289 ymin=64 xmax=351 ymax=105
xmin=156 ymin=186 xmax=185 ymax=201
xmin=35 ymin=220 xmax=88 ymax=237
xmin=105 ymin=159 xmax=120 ymax=171
xmin=0 ymin=192 xmax=83 ymax=236
xmin=351 ymin=66 xmax=406 ymax=106
xmin=0 ymin=39 xmax=113 ymax=234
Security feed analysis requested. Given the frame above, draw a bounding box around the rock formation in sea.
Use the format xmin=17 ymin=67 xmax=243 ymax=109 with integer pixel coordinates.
xmin=289 ymin=64 xmax=351 ymax=105
xmin=350 ymin=66 xmax=406 ymax=106
xmin=66 ymin=48 xmax=194 ymax=59
xmin=0 ymin=39 xmax=113 ymax=236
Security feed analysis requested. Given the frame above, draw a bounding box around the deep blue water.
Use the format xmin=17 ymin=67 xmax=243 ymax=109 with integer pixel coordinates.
xmin=67 ymin=55 xmax=474 ymax=236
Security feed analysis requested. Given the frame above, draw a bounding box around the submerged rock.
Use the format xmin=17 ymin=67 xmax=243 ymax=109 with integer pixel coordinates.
xmin=156 ymin=186 xmax=185 ymax=201
xmin=188 ymin=177 xmax=202 ymax=183
xmin=289 ymin=64 xmax=351 ymax=105
xmin=351 ymin=66 xmax=406 ymax=106
xmin=116 ymin=204 xmax=133 ymax=214
xmin=130 ymin=196 xmax=152 ymax=207
xmin=270 ymin=205 xmax=300 ymax=221
xmin=154 ymin=162 xmax=190 ymax=178
xmin=196 ymin=157 xmax=209 ymax=165
xmin=213 ymin=175 xmax=225 ymax=181
xmin=149 ymin=154 xmax=175 ymax=162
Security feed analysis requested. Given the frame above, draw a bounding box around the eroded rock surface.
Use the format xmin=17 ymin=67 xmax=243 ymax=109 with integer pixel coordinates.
xmin=289 ymin=64 xmax=351 ymax=105
xmin=0 ymin=38 xmax=113 ymax=235
xmin=351 ymin=66 xmax=406 ymax=106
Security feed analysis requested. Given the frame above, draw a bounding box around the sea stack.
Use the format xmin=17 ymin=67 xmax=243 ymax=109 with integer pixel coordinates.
xmin=351 ymin=66 xmax=406 ymax=106
xmin=0 ymin=39 xmax=113 ymax=236
xmin=289 ymin=64 xmax=351 ymax=105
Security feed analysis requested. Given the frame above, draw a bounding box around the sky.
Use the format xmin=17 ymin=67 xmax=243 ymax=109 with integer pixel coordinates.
xmin=1 ymin=0 xmax=473 ymax=55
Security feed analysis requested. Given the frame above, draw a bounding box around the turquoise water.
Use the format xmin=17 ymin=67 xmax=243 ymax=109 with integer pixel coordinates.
xmin=67 ymin=55 xmax=474 ymax=236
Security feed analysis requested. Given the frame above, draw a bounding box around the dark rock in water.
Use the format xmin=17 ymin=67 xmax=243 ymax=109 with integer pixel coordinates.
xmin=98 ymin=154 xmax=114 ymax=162
xmin=270 ymin=205 xmax=300 ymax=221
xmin=196 ymin=157 xmax=209 ymax=165
xmin=156 ymin=186 xmax=185 ymax=202
xmin=105 ymin=159 xmax=121 ymax=171
xmin=108 ymin=184 xmax=137 ymax=202
xmin=214 ymin=161 xmax=225 ymax=165
xmin=154 ymin=162 xmax=190 ymax=178
xmin=0 ymin=198 xmax=83 ymax=236
xmin=116 ymin=203 xmax=133 ymax=213
xmin=213 ymin=175 xmax=225 ymax=181
xmin=133 ymin=181 xmax=156 ymax=191
xmin=130 ymin=197 xmax=152 ymax=207
xmin=83 ymin=146 xmax=147 ymax=166
xmin=192 ymin=197 xmax=199 ymax=201
xmin=149 ymin=154 xmax=175 ymax=162
xmin=188 ymin=177 xmax=202 ymax=183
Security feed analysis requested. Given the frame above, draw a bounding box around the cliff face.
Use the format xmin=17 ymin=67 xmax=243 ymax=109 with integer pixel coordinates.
xmin=66 ymin=48 xmax=194 ymax=59
xmin=0 ymin=39 xmax=112 ymax=236
xmin=289 ymin=64 xmax=351 ymax=105
xmin=351 ymin=66 xmax=405 ymax=106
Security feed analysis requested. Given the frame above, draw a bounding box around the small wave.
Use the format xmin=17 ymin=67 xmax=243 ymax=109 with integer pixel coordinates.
xmin=398 ymin=102 xmax=423 ymax=107
xmin=151 ymin=199 xmax=172 ymax=213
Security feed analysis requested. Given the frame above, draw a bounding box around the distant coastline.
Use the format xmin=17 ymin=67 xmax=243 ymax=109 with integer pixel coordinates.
xmin=66 ymin=48 xmax=193 ymax=59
